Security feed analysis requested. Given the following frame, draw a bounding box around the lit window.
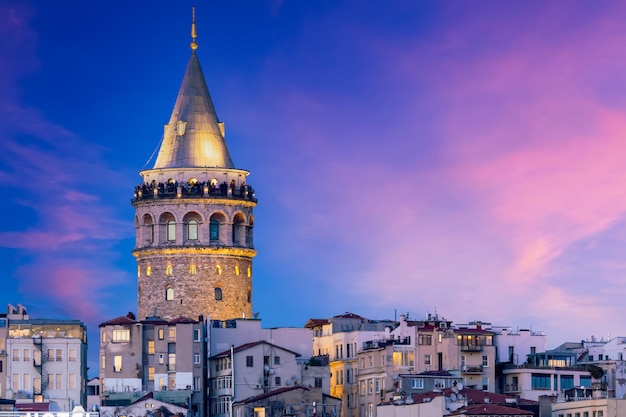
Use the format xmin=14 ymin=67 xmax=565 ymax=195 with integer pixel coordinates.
xmin=158 ymin=329 xmax=164 ymax=340
xmin=146 ymin=266 xmax=152 ymax=277
xmin=137 ymin=266 xmax=141 ymax=277
xmin=68 ymin=349 xmax=76 ymax=361
xmin=112 ymin=329 xmax=130 ymax=342
xmin=235 ymin=265 xmax=239 ymax=276
xmin=190 ymin=264 xmax=197 ymax=274
xmin=101 ymin=355 xmax=106 ymax=369
xmin=166 ymin=288 xmax=174 ymax=301
xmin=69 ymin=374 xmax=76 ymax=390
xmin=216 ymin=265 xmax=222 ymax=275
xmin=148 ymin=341 xmax=155 ymax=354
xmin=148 ymin=367 xmax=155 ymax=381
xmin=247 ymin=267 xmax=251 ymax=278
xmin=113 ymin=355 xmax=122 ymax=372
xmin=168 ymin=328 xmax=176 ymax=340
xmin=166 ymin=264 xmax=173 ymax=275
xmin=215 ymin=287 xmax=223 ymax=301
xmin=167 ymin=221 xmax=176 ymax=241
xmin=168 ymin=353 xmax=176 ymax=371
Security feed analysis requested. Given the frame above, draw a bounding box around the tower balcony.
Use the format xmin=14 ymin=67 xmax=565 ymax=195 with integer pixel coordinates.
xmin=132 ymin=181 xmax=257 ymax=204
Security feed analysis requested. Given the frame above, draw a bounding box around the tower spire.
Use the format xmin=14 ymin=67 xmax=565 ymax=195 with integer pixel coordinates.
xmin=190 ymin=6 xmax=198 ymax=51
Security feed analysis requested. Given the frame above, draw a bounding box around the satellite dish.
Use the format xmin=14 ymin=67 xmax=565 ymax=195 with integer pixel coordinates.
xmin=392 ymin=374 xmax=398 ymax=380
xmin=264 ymin=365 xmax=270 ymax=372
xmin=269 ymin=369 xmax=276 ymax=375
xmin=457 ymin=382 xmax=463 ymax=391
xmin=450 ymin=393 xmax=457 ymax=401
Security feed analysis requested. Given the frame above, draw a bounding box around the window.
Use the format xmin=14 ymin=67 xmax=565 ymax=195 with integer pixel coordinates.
xmin=23 ymin=349 xmax=30 ymax=362
xmin=114 ymin=355 xmax=122 ymax=372
xmin=193 ymin=376 xmax=200 ymax=391
xmin=194 ymin=354 xmax=201 ymax=364
xmin=215 ymin=287 xmax=223 ymax=301
xmin=112 ymin=329 xmax=130 ymax=342
xmin=168 ymin=327 xmax=176 ymax=340
xmin=274 ymin=356 xmax=281 ymax=365
xmin=375 ymin=378 xmax=380 ymax=393
xmin=246 ymin=356 xmax=254 ymax=367
xmin=158 ymin=354 xmax=165 ymax=365
xmin=158 ymin=329 xmax=164 ymax=340
xmin=531 ymin=373 xmax=550 ymax=390
xmin=210 ymin=220 xmax=219 ymax=241
xmin=561 ymin=375 xmax=574 ymax=390
xmin=101 ymin=355 xmax=106 ymax=369
xmin=166 ymin=288 xmax=174 ymax=301
xmin=69 ymin=374 xmax=76 ymax=390
xmin=55 ymin=373 xmax=62 ymax=390
xmin=530 ymin=346 xmax=536 ymax=355
xmin=275 ymin=376 xmax=281 ymax=386
xmin=50 ymin=349 xmax=62 ymax=361
xmin=190 ymin=264 xmax=197 ymax=275
xmin=367 ymin=379 xmax=373 ymax=394
xmin=167 ymin=221 xmax=176 ymax=241
xmin=424 ymin=354 xmax=431 ymax=366
xmin=23 ymin=373 xmax=30 ymax=390
xmin=360 ymin=380 xmax=366 ymax=395
xmin=411 ymin=378 xmax=424 ymax=389
xmin=148 ymin=341 xmax=155 ymax=354
xmin=69 ymin=348 xmax=76 ymax=361
xmin=580 ymin=376 xmax=591 ymax=388
xmin=146 ymin=266 xmax=152 ymax=276
xmin=188 ymin=220 xmax=198 ymax=240
xmin=315 ymin=377 xmax=323 ymax=388
xmin=194 ymin=329 xmax=201 ymax=342
xmin=482 ymin=355 xmax=488 ymax=366
xmin=419 ymin=334 xmax=432 ymax=345
xmin=148 ymin=367 xmax=155 ymax=381
xmin=482 ymin=377 xmax=488 ymax=391
xmin=168 ymin=353 xmax=176 ymax=371
xmin=12 ymin=349 xmax=19 ymax=361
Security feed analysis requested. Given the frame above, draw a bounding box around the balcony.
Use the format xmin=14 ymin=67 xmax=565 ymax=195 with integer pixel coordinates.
xmin=132 ymin=182 xmax=257 ymax=204
xmin=505 ymin=384 xmax=520 ymax=393
xmin=461 ymin=365 xmax=483 ymax=374
xmin=459 ymin=344 xmax=483 ymax=352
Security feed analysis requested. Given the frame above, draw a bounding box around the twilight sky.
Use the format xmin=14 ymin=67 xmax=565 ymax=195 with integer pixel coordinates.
xmin=3 ymin=1 xmax=626 ymax=372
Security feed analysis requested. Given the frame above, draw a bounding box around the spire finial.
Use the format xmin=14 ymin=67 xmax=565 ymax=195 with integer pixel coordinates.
xmin=190 ymin=6 xmax=198 ymax=51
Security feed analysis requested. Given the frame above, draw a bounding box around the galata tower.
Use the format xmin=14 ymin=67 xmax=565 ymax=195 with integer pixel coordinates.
xmin=132 ymin=10 xmax=256 ymax=321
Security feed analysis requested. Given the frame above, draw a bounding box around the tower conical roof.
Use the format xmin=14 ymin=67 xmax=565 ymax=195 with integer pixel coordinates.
xmin=152 ymin=51 xmax=235 ymax=169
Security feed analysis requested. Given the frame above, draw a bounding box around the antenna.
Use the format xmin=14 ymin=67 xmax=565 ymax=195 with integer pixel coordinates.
xmin=190 ymin=6 xmax=198 ymax=51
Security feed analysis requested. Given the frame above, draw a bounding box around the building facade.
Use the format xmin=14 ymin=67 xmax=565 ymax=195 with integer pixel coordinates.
xmin=3 ymin=304 xmax=88 ymax=411
xmin=132 ymin=12 xmax=257 ymax=322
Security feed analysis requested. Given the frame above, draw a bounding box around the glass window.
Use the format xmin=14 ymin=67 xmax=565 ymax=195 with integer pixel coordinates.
xmin=148 ymin=341 xmax=155 ymax=354
xmin=168 ymin=327 xmax=176 ymax=340
xmin=112 ymin=329 xmax=130 ymax=342
xmin=168 ymin=353 xmax=175 ymax=371
xmin=246 ymin=356 xmax=253 ymax=367
xmin=188 ymin=220 xmax=198 ymax=240
xmin=69 ymin=374 xmax=76 ymax=390
xmin=101 ymin=355 xmax=105 ymax=369
xmin=69 ymin=348 xmax=76 ymax=361
xmin=210 ymin=220 xmax=219 ymax=241
xmin=23 ymin=373 xmax=30 ymax=390
xmin=194 ymin=354 xmax=200 ymax=364
xmin=215 ymin=287 xmax=223 ymax=301
xmin=114 ymin=355 xmax=122 ymax=372
xmin=561 ymin=375 xmax=574 ymax=390
xmin=148 ymin=367 xmax=155 ymax=381
xmin=158 ymin=329 xmax=164 ymax=340
xmin=166 ymin=288 xmax=174 ymax=301
xmin=167 ymin=221 xmax=176 ymax=241
xmin=23 ymin=349 xmax=30 ymax=362
xmin=531 ymin=373 xmax=550 ymax=389
xmin=411 ymin=378 xmax=424 ymax=389
xmin=194 ymin=329 xmax=201 ymax=342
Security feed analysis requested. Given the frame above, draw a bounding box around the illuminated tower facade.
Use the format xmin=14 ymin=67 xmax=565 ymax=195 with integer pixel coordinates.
xmin=132 ymin=11 xmax=256 ymax=321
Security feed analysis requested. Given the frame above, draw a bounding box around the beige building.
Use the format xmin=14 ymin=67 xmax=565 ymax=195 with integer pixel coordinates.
xmin=132 ymin=8 xmax=257 ymax=323
xmin=551 ymin=398 xmax=626 ymax=417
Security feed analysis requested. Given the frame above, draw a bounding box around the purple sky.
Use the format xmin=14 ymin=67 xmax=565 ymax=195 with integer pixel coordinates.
xmin=3 ymin=1 xmax=626 ymax=373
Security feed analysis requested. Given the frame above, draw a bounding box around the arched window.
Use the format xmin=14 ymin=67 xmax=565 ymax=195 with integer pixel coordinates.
xmin=210 ymin=219 xmax=219 ymax=241
xmin=166 ymin=265 xmax=173 ymax=275
xmin=146 ymin=266 xmax=152 ymax=277
xmin=216 ymin=265 xmax=222 ymax=275
xmin=189 ymin=264 xmax=197 ymax=275
xmin=214 ymin=287 xmax=223 ymax=301
xmin=247 ymin=267 xmax=251 ymax=278
xmin=235 ymin=265 xmax=239 ymax=276
xmin=166 ymin=288 xmax=174 ymax=301
xmin=167 ymin=221 xmax=176 ymax=241
xmin=137 ymin=266 xmax=141 ymax=278
xmin=188 ymin=220 xmax=198 ymax=241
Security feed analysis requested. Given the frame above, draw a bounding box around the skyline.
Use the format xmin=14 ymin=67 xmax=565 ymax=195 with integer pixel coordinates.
xmin=3 ymin=1 xmax=626 ymax=373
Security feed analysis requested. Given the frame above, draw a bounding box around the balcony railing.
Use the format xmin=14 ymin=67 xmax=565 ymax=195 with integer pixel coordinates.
xmin=459 ymin=344 xmax=483 ymax=352
xmin=132 ymin=182 xmax=257 ymax=203
xmin=461 ymin=365 xmax=483 ymax=374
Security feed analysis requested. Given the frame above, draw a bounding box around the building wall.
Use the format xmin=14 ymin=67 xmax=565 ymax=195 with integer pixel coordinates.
xmin=493 ymin=329 xmax=547 ymax=365
xmin=376 ymin=395 xmax=446 ymax=417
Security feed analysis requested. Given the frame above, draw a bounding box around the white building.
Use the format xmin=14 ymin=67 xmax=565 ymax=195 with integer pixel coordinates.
xmin=4 ymin=304 xmax=88 ymax=411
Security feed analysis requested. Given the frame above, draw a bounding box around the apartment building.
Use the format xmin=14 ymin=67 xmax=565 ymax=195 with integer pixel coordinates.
xmin=99 ymin=312 xmax=207 ymax=417
xmin=4 ymin=304 xmax=88 ymax=411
